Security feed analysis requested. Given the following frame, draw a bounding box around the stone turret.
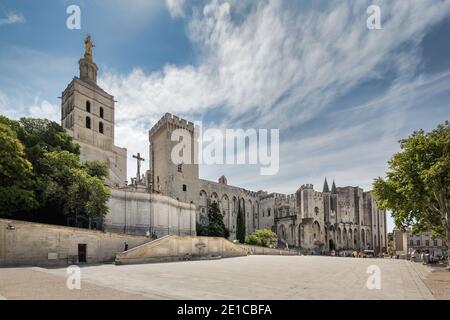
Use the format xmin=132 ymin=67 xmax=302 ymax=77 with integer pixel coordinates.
xmin=323 ymin=178 xmax=330 ymax=193
xmin=331 ymin=180 xmax=337 ymax=194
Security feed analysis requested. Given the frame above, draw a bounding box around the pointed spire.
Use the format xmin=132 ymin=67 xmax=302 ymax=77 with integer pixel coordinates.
xmin=331 ymin=180 xmax=337 ymax=194
xmin=323 ymin=177 xmax=330 ymax=193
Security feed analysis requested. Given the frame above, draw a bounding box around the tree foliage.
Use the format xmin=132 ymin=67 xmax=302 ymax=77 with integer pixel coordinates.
xmin=66 ymin=168 xmax=111 ymax=227
xmin=83 ymin=160 xmax=109 ymax=180
xmin=0 ymin=115 xmax=110 ymax=227
xmin=196 ymin=202 xmax=229 ymax=238
xmin=245 ymin=229 xmax=277 ymax=247
xmin=373 ymin=121 xmax=450 ymax=246
xmin=236 ymin=199 xmax=246 ymax=243
xmin=0 ymin=124 xmax=37 ymax=216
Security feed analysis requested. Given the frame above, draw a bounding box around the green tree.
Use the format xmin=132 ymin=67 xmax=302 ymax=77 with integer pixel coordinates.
xmin=0 ymin=124 xmax=37 ymax=216
xmin=245 ymin=234 xmax=262 ymax=246
xmin=83 ymin=160 xmax=109 ymax=180
xmin=15 ymin=117 xmax=79 ymax=154
xmin=245 ymin=229 xmax=277 ymax=247
xmin=0 ymin=115 xmax=110 ymax=227
xmin=205 ymin=202 xmax=230 ymax=238
xmin=373 ymin=121 xmax=450 ymax=258
xmin=196 ymin=223 xmax=208 ymax=236
xmin=66 ymin=168 xmax=111 ymax=228
xmin=236 ymin=199 xmax=246 ymax=243
xmin=35 ymin=151 xmax=110 ymax=227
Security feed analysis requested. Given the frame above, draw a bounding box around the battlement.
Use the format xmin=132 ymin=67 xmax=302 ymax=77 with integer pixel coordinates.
xmin=300 ymin=184 xmax=314 ymax=190
xmin=243 ymin=189 xmax=258 ymax=198
xmin=149 ymin=112 xmax=195 ymax=139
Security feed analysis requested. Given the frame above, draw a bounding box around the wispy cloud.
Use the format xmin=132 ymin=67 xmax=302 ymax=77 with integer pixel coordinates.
xmin=165 ymin=0 xmax=186 ymax=18
xmin=0 ymin=12 xmax=25 ymax=26
xmin=98 ymin=0 xmax=450 ymax=186
xmin=0 ymin=90 xmax=59 ymax=122
xmin=101 ymin=0 xmax=450 ymax=127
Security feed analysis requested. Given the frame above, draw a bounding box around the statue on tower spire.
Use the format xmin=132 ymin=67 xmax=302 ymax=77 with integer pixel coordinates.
xmin=84 ymin=34 xmax=95 ymax=61
xmin=79 ymin=34 xmax=98 ymax=83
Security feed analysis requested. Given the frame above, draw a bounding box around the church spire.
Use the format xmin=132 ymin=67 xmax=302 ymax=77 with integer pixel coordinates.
xmin=79 ymin=34 xmax=98 ymax=84
xmin=323 ymin=177 xmax=330 ymax=193
xmin=331 ymin=180 xmax=337 ymax=194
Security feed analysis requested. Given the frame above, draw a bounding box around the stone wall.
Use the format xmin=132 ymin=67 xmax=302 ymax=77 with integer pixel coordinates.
xmin=239 ymin=244 xmax=298 ymax=256
xmin=115 ymin=235 xmax=248 ymax=264
xmin=105 ymin=189 xmax=197 ymax=238
xmin=0 ymin=218 xmax=150 ymax=266
xmin=198 ymin=179 xmax=261 ymax=239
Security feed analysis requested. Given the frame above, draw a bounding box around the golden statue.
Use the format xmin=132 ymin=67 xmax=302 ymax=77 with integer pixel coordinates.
xmin=84 ymin=35 xmax=95 ymax=61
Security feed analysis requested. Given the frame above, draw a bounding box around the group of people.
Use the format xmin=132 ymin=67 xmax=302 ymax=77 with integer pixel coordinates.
xmin=410 ymin=249 xmax=448 ymax=265
xmin=312 ymin=249 xmax=381 ymax=258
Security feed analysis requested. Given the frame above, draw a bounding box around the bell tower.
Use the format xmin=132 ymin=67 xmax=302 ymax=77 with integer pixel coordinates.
xmin=60 ymin=35 xmax=127 ymax=188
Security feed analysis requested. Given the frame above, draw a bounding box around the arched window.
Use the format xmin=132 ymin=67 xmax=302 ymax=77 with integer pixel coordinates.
xmin=85 ymin=116 xmax=91 ymax=129
xmin=99 ymin=121 xmax=104 ymax=134
xmin=86 ymin=101 xmax=91 ymax=113
xmin=100 ymin=107 xmax=104 ymax=119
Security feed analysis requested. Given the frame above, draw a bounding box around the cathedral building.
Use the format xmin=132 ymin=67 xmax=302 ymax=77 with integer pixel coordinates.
xmin=62 ymin=37 xmax=386 ymax=254
xmin=148 ymin=113 xmax=387 ymax=254
xmin=61 ymin=37 xmax=196 ymax=237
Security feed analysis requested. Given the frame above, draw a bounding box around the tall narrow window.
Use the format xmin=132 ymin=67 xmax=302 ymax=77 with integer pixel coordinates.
xmin=99 ymin=121 xmax=104 ymax=134
xmin=100 ymin=107 xmax=104 ymax=119
xmin=178 ymin=164 xmax=182 ymax=173
xmin=86 ymin=116 xmax=91 ymax=129
xmin=86 ymin=101 xmax=91 ymax=113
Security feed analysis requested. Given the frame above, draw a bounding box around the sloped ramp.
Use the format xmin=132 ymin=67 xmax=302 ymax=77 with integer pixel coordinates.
xmin=115 ymin=235 xmax=248 ymax=265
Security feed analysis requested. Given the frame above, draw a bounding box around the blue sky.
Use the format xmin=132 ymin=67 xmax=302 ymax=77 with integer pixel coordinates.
xmin=1 ymin=0 xmax=450 ymax=233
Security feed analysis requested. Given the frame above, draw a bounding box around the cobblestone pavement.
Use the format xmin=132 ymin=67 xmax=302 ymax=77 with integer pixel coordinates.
xmin=0 ymin=256 xmax=437 ymax=300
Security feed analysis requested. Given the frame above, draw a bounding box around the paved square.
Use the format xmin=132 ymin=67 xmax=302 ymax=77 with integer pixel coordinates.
xmin=0 ymin=256 xmax=435 ymax=300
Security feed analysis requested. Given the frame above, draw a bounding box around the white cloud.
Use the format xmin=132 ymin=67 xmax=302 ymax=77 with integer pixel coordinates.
xmin=99 ymin=0 xmax=450 ymax=189
xmin=28 ymin=100 xmax=60 ymax=122
xmin=0 ymin=12 xmax=25 ymax=26
xmin=0 ymin=90 xmax=60 ymax=122
xmin=0 ymin=91 xmax=15 ymax=117
xmin=103 ymin=0 xmax=450 ymax=127
xmin=165 ymin=0 xmax=186 ymax=18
